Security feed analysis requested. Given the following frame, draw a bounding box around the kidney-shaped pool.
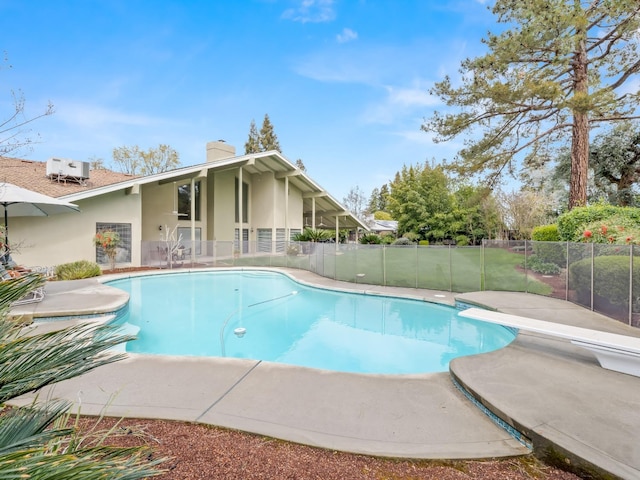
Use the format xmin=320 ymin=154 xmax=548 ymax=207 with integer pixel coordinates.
xmin=107 ymin=270 xmax=515 ymax=374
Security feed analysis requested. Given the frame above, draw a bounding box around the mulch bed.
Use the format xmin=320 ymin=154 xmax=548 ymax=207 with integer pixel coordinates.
xmin=75 ymin=416 xmax=581 ymax=480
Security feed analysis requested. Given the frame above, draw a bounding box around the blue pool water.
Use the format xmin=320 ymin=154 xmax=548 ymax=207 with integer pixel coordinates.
xmin=107 ymin=270 xmax=515 ymax=374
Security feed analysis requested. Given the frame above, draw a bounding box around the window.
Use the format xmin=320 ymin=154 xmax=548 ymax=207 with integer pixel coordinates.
xmin=234 ymin=178 xmax=249 ymax=223
xmin=177 ymin=181 xmax=201 ymax=221
xmin=257 ymin=228 xmax=272 ymax=253
xmin=95 ymin=222 xmax=131 ymax=265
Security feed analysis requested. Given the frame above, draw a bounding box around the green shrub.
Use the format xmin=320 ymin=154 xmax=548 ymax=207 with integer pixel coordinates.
xmin=525 ymin=255 xmax=561 ymax=275
xmin=569 ymin=255 xmax=639 ymax=307
xmin=455 ymin=235 xmax=470 ymax=246
xmin=55 ymin=260 xmax=102 ymax=280
xmin=532 ymin=224 xmax=560 ymax=241
xmin=292 ymin=227 xmax=332 ymax=242
xmin=418 ymin=240 xmax=430 ymax=246
xmin=360 ymin=233 xmax=382 ymax=244
xmin=531 ymin=224 xmax=565 ymax=267
xmin=532 ymin=242 xmax=566 ymax=267
xmin=380 ymin=233 xmax=395 ymax=245
xmin=403 ymin=232 xmax=420 ymax=242
xmin=557 ymin=205 xmax=640 ymax=241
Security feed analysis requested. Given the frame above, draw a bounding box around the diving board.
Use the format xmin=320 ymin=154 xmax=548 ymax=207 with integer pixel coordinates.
xmin=459 ymin=308 xmax=640 ymax=378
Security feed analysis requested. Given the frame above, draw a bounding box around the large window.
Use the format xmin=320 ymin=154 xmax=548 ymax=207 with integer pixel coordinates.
xmin=95 ymin=222 xmax=131 ymax=265
xmin=234 ymin=178 xmax=249 ymax=223
xmin=177 ymin=181 xmax=201 ymax=221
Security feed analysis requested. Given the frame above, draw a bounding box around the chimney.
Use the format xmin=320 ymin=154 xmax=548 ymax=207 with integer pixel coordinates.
xmin=206 ymin=140 xmax=236 ymax=163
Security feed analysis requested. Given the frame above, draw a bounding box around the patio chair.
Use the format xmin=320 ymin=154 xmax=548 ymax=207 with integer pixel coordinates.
xmin=1 ymin=254 xmax=52 ymax=278
xmin=0 ymin=264 xmax=46 ymax=306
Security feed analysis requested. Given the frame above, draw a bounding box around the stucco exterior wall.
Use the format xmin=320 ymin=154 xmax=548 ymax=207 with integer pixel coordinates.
xmin=212 ymin=169 xmax=237 ymax=242
xmin=10 ymin=190 xmax=142 ymax=268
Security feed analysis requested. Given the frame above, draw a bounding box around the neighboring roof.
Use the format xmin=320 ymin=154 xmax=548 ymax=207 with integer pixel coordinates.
xmin=0 ymin=157 xmax=136 ymax=197
xmin=0 ymin=153 xmax=368 ymax=230
xmin=371 ymin=220 xmax=398 ymax=232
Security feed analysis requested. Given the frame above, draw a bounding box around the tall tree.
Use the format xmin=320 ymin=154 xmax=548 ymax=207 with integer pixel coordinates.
xmin=368 ymin=184 xmax=389 ymax=213
xmin=295 ymin=158 xmax=307 ymax=172
xmin=244 ymin=119 xmax=260 ymax=154
xmin=423 ymin=0 xmax=640 ymax=210
xmin=112 ymin=144 xmax=180 ymax=175
xmin=342 ymin=186 xmax=368 ymax=219
xmin=387 ymin=163 xmax=453 ymax=237
xmin=259 ymin=114 xmax=281 ymax=152
xmin=589 ymin=122 xmax=640 ymax=206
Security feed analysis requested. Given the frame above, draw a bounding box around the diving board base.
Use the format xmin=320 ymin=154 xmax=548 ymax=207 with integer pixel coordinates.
xmin=571 ymin=340 xmax=640 ymax=377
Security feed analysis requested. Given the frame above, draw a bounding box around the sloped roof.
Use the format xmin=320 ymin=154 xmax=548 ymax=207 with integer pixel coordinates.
xmin=0 ymin=157 xmax=136 ymax=197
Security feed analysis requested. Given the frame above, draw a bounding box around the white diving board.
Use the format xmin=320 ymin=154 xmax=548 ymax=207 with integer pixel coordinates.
xmin=459 ymin=308 xmax=640 ymax=378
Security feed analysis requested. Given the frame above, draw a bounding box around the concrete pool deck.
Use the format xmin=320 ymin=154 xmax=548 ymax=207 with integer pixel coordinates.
xmin=10 ymin=267 xmax=640 ymax=478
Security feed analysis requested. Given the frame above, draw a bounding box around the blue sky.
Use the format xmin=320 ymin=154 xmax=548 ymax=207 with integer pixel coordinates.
xmin=2 ymin=0 xmax=495 ymax=202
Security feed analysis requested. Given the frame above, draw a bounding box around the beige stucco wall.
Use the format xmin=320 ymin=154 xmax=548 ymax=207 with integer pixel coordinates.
xmin=140 ymin=179 xmax=208 ymax=244
xmin=10 ymin=190 xmax=142 ymax=268
xmin=212 ymin=169 xmax=238 ymax=242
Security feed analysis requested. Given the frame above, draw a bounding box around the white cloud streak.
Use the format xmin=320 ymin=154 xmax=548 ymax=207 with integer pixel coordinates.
xmin=282 ymin=0 xmax=335 ymax=24
xmin=336 ymin=28 xmax=357 ymax=43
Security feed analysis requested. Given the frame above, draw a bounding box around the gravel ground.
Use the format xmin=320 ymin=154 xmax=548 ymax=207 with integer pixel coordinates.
xmin=76 ymin=417 xmax=581 ymax=480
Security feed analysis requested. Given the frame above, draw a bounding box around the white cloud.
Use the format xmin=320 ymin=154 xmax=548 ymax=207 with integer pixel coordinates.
xmin=57 ymin=102 xmax=164 ymax=129
xmin=336 ymin=28 xmax=357 ymax=43
xmin=361 ymin=82 xmax=441 ymax=125
xmin=282 ymin=0 xmax=335 ymax=23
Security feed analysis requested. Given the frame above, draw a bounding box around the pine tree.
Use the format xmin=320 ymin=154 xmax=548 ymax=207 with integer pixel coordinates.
xmin=423 ymin=0 xmax=640 ymax=210
xmin=259 ymin=114 xmax=281 ymax=152
xmin=244 ymin=119 xmax=260 ymax=154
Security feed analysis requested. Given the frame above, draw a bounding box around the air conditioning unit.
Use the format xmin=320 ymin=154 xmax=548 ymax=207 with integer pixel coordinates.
xmin=46 ymin=158 xmax=90 ymax=181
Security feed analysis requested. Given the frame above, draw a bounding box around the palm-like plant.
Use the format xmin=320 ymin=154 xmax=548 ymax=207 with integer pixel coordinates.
xmin=0 ymin=273 xmax=164 ymax=478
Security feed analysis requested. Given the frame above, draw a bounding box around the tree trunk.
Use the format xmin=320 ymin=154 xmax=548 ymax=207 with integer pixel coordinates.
xmin=568 ymin=26 xmax=589 ymax=210
xmin=569 ymin=112 xmax=589 ymax=209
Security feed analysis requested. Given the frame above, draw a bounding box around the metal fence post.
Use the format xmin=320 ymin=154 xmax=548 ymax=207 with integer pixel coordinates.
xmin=449 ymin=244 xmax=453 ymax=292
xmin=565 ymin=241 xmax=569 ymax=301
xmin=590 ymin=242 xmax=595 ymax=311
xmin=629 ymin=244 xmax=634 ymax=326
xmin=381 ymin=244 xmax=386 ymax=286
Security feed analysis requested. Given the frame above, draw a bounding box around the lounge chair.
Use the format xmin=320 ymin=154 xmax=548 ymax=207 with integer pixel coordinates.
xmin=0 ymin=264 xmax=46 ymax=306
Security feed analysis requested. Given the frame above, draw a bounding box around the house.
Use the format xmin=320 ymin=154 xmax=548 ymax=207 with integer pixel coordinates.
xmin=370 ymin=219 xmax=398 ymax=237
xmin=0 ymin=141 xmax=368 ymax=268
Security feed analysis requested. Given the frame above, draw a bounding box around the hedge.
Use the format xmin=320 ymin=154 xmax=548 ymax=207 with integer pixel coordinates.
xmin=569 ymin=255 xmax=639 ymax=307
xmin=557 ymin=205 xmax=640 ymax=241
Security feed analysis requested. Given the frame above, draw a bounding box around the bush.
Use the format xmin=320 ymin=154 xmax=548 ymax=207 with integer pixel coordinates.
xmin=403 ymin=232 xmax=420 ymax=243
xmin=392 ymin=237 xmax=413 ymax=246
xmin=455 ymin=235 xmax=470 ymax=246
xmin=557 ymin=205 xmax=640 ymax=241
xmin=525 ymin=255 xmax=561 ymax=275
xmin=360 ymin=233 xmax=382 ymax=244
xmin=531 ymin=224 xmax=565 ymax=267
xmin=380 ymin=233 xmax=395 ymax=245
xmin=292 ymin=228 xmax=332 ymax=242
xmin=532 ymin=242 xmax=566 ymax=267
xmin=418 ymin=240 xmax=430 ymax=246
xmin=579 ymin=216 xmax=640 ymax=245
xmin=532 ymin=224 xmax=560 ymax=241
xmin=55 ymin=260 xmax=102 ymax=280
xmin=569 ymin=255 xmax=640 ymax=307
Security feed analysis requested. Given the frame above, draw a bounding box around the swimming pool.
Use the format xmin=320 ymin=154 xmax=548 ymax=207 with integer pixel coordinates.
xmin=107 ymin=270 xmax=515 ymax=374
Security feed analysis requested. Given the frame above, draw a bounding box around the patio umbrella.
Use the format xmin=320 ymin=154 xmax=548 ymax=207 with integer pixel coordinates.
xmin=0 ymin=182 xmax=80 ymax=248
